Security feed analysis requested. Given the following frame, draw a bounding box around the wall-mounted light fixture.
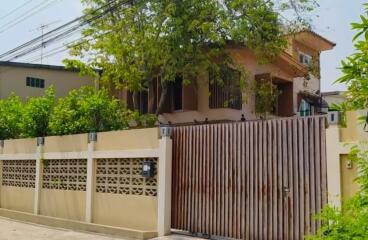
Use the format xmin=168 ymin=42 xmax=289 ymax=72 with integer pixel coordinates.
xmin=142 ymin=161 xmax=155 ymax=178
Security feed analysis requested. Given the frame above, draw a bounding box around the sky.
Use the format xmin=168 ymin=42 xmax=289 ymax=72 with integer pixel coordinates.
xmin=0 ymin=0 xmax=365 ymax=92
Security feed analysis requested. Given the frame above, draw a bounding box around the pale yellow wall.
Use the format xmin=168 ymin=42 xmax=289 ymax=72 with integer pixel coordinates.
xmin=340 ymin=154 xmax=360 ymax=201
xmin=326 ymin=111 xmax=368 ymax=206
xmin=44 ymin=134 xmax=88 ymax=152
xmin=339 ymin=111 xmax=368 ymax=143
xmin=40 ymin=190 xmax=86 ymax=221
xmin=93 ymin=193 xmax=157 ymax=231
xmin=0 ymin=66 xmax=94 ymax=100
xmin=95 ymin=128 xmax=159 ymax=151
xmin=0 ymin=186 xmax=34 ymax=213
xmin=3 ymin=138 xmax=36 ymax=154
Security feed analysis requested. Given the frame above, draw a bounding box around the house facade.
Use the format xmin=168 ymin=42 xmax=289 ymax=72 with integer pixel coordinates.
xmin=116 ymin=30 xmax=335 ymax=124
xmin=0 ymin=61 xmax=95 ymax=100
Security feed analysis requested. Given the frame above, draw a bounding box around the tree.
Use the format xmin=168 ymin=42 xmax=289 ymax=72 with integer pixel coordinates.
xmin=66 ymin=0 xmax=317 ymax=115
xmin=22 ymin=87 xmax=55 ymax=138
xmin=336 ymin=3 xmax=368 ymax=111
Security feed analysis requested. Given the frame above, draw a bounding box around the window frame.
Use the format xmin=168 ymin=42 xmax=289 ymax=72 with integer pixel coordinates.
xmin=208 ymin=67 xmax=242 ymax=110
xmin=26 ymin=77 xmax=45 ymax=89
xmin=298 ymin=52 xmax=312 ymax=66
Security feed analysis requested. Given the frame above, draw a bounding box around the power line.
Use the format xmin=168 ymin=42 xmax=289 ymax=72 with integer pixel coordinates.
xmin=23 ymin=30 xmax=112 ymax=63
xmin=0 ymin=0 xmax=124 ymax=61
xmin=0 ymin=0 xmax=34 ymax=21
xmin=0 ymin=0 xmax=60 ymax=34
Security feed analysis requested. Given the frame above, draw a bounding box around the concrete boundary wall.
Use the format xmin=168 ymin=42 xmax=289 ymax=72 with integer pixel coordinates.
xmin=0 ymin=127 xmax=173 ymax=239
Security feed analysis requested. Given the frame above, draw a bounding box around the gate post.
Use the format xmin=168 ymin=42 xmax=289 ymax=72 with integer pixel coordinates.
xmin=157 ymin=126 xmax=173 ymax=236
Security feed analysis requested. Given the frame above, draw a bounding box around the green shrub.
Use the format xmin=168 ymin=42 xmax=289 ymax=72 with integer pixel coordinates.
xmin=48 ymin=86 xmax=139 ymax=135
xmin=22 ymin=87 xmax=55 ymax=138
xmin=0 ymin=94 xmax=24 ymax=139
xmin=0 ymin=86 xmax=157 ymax=139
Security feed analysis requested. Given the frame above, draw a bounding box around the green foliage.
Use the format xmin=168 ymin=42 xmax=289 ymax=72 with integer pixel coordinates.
xmin=0 ymin=94 xmax=24 ymax=140
xmin=254 ymin=79 xmax=281 ymax=118
xmin=22 ymin=87 xmax=55 ymax=138
xmin=336 ymin=3 xmax=368 ymax=111
xmin=0 ymin=86 xmax=156 ymax=140
xmin=307 ymin=145 xmax=368 ymax=240
xmin=65 ymin=0 xmax=316 ymax=114
xmin=48 ymin=86 xmax=137 ymax=135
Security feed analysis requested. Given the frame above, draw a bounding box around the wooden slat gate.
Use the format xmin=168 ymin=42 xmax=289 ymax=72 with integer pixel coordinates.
xmin=171 ymin=116 xmax=327 ymax=239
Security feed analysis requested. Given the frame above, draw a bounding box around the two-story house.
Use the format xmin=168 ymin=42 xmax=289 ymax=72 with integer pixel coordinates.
xmin=0 ymin=61 xmax=95 ymax=100
xmin=117 ymin=30 xmax=335 ymax=124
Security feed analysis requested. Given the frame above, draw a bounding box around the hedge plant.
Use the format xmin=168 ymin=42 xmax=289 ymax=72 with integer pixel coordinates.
xmin=0 ymin=86 xmax=157 ymax=139
xmin=0 ymin=94 xmax=24 ymax=140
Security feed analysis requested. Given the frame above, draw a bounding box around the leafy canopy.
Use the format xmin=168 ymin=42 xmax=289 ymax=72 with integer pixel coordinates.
xmin=337 ymin=3 xmax=368 ymax=110
xmin=66 ymin=0 xmax=316 ymax=113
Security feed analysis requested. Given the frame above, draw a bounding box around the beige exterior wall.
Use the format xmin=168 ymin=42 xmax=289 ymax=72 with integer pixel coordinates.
xmin=0 ymin=186 xmax=34 ymax=213
xmin=340 ymin=154 xmax=360 ymax=202
xmin=160 ymin=46 xmax=321 ymax=124
xmin=40 ymin=190 xmax=86 ymax=221
xmin=44 ymin=134 xmax=88 ymax=153
xmin=326 ymin=111 xmax=368 ymax=207
xmin=95 ymin=128 xmax=159 ymax=151
xmin=3 ymin=138 xmax=36 ymax=154
xmin=0 ymin=66 xmax=94 ymax=100
xmin=93 ymin=194 xmax=157 ymax=231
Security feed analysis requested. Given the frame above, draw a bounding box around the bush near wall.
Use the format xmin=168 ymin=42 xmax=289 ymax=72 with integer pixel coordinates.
xmin=0 ymin=86 xmax=157 ymax=140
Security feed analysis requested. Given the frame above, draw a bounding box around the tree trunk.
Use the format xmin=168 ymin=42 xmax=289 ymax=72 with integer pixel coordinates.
xmin=132 ymin=91 xmax=139 ymax=112
xmin=147 ymin=79 xmax=155 ymax=114
xmin=156 ymin=81 xmax=168 ymax=115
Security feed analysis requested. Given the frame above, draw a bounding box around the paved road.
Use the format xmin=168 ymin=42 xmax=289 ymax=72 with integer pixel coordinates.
xmin=0 ymin=217 xmax=123 ymax=240
xmin=0 ymin=217 xmax=203 ymax=240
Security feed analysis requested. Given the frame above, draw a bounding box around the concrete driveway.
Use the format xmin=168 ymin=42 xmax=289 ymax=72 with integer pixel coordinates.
xmin=0 ymin=217 xmax=123 ymax=240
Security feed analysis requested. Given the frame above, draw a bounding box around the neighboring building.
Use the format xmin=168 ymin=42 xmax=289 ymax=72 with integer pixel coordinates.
xmin=0 ymin=61 xmax=95 ymax=100
xmin=116 ymin=30 xmax=335 ymax=124
xmin=322 ymin=91 xmax=346 ymax=109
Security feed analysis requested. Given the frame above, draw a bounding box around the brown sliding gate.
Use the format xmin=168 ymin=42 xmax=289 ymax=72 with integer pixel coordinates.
xmin=171 ymin=116 xmax=327 ymax=240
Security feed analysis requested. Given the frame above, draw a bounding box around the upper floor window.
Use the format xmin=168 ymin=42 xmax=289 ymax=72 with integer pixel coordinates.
xmin=299 ymin=52 xmax=312 ymax=66
xmin=209 ymin=67 xmax=242 ymax=110
xmin=26 ymin=77 xmax=45 ymax=89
